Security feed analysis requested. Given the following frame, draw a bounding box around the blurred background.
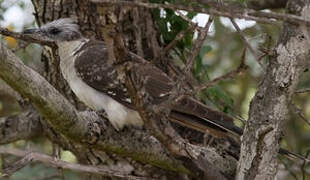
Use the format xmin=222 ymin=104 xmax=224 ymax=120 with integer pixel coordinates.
xmin=0 ymin=0 xmax=309 ymax=179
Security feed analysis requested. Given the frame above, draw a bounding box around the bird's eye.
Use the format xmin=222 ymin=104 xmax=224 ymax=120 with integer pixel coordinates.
xmin=49 ymin=28 xmax=61 ymax=35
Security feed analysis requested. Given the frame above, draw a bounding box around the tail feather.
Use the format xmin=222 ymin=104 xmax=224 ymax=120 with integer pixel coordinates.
xmin=173 ymin=96 xmax=242 ymax=137
xmin=170 ymin=96 xmax=309 ymax=163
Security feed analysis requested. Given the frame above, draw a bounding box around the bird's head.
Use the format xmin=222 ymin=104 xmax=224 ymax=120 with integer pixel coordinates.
xmin=23 ymin=18 xmax=82 ymax=42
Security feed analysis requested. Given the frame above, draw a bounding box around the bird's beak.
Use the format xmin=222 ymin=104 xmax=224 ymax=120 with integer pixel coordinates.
xmin=22 ymin=28 xmax=56 ymax=45
xmin=23 ymin=28 xmax=40 ymax=34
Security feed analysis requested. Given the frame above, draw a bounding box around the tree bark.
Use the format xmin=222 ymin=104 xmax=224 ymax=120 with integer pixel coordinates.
xmin=236 ymin=0 xmax=310 ymax=179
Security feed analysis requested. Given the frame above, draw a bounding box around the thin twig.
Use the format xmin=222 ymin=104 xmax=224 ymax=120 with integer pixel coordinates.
xmin=0 ymin=147 xmax=150 ymax=180
xmin=184 ymin=16 xmax=214 ymax=75
xmin=291 ymin=103 xmax=310 ymax=126
xmin=195 ymin=47 xmax=248 ymax=92
xmin=0 ymin=27 xmax=56 ymax=48
xmin=91 ymin=0 xmax=277 ymax=25
xmin=246 ymin=0 xmax=287 ymax=10
xmin=2 ymin=152 xmax=33 ymax=177
xmin=91 ymin=0 xmax=310 ymax=26
xmin=295 ymin=88 xmax=310 ymax=94
xmin=132 ymin=8 xmax=144 ymax=57
xmin=279 ymin=158 xmax=299 ymax=180
xmin=162 ymin=23 xmax=197 ymax=56
xmin=302 ymin=150 xmax=310 ymax=180
xmin=230 ymin=18 xmax=264 ymax=68
xmin=154 ymin=23 xmax=198 ymax=80
xmin=175 ymin=11 xmax=202 ymax=30
xmin=155 ymin=11 xmax=200 ymax=81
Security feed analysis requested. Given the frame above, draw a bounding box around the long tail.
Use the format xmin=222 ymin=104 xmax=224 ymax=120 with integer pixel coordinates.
xmin=172 ymin=96 xmax=242 ymax=138
xmin=170 ymin=96 xmax=309 ymax=163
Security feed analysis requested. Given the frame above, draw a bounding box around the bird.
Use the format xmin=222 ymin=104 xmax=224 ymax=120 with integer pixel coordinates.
xmin=22 ymin=18 xmax=241 ymax=136
xmin=22 ymin=18 xmax=309 ymax=162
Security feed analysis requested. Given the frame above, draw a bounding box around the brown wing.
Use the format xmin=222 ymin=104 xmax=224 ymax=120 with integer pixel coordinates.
xmin=74 ymin=40 xmax=239 ymax=137
xmin=129 ymin=61 xmax=175 ymax=105
xmin=74 ymin=40 xmax=132 ymax=106
xmin=126 ymin=57 xmax=241 ymax=137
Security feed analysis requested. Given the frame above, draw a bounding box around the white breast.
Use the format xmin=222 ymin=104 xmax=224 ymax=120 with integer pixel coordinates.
xmin=57 ymin=40 xmax=143 ymax=130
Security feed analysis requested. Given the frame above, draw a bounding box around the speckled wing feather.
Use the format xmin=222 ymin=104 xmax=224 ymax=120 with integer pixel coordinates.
xmin=74 ymin=40 xmax=132 ymax=106
xmin=126 ymin=57 xmax=242 ymax=137
xmin=127 ymin=60 xmax=175 ymax=105
xmin=74 ymin=40 xmax=240 ymax=137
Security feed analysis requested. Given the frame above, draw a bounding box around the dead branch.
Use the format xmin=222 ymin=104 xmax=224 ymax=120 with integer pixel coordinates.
xmin=175 ymin=11 xmax=201 ymax=30
xmin=247 ymin=0 xmax=288 ymax=10
xmin=195 ymin=48 xmax=247 ymax=92
xmin=161 ymin=23 xmax=197 ymax=57
xmin=0 ymin=27 xmax=56 ymax=48
xmin=295 ymin=88 xmax=310 ymax=94
xmin=2 ymin=151 xmax=34 ymax=177
xmin=184 ymin=16 xmax=214 ymax=75
xmin=0 ymin=108 xmax=42 ymax=145
xmin=91 ymin=0 xmax=310 ymax=26
xmin=290 ymin=103 xmax=310 ymax=126
xmin=197 ymin=0 xmax=288 ymax=11
xmin=302 ymin=150 xmax=310 ymax=180
xmin=229 ymin=18 xmax=263 ymax=68
xmin=0 ymin=147 xmax=150 ymax=179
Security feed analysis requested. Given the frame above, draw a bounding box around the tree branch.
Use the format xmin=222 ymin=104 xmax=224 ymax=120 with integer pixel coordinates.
xmin=0 ymin=27 xmax=56 ymax=48
xmin=160 ymin=18 xmax=197 ymax=57
xmin=0 ymin=41 xmax=90 ymax=141
xmin=0 ymin=108 xmax=42 ymax=145
xmin=197 ymin=0 xmax=288 ymax=11
xmin=0 ymin=147 xmax=149 ymax=179
xmin=91 ymin=0 xmax=310 ymax=26
xmin=247 ymin=0 xmax=288 ymax=10
xmin=195 ymin=48 xmax=247 ymax=92
xmin=184 ymin=16 xmax=214 ymax=75
xmin=229 ymin=18 xmax=263 ymax=68
xmin=290 ymin=103 xmax=310 ymax=126
xmin=295 ymin=88 xmax=310 ymax=94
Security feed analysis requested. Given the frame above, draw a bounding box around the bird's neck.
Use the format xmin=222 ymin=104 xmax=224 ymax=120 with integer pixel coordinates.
xmin=57 ymin=38 xmax=89 ymax=84
xmin=57 ymin=38 xmax=89 ymax=61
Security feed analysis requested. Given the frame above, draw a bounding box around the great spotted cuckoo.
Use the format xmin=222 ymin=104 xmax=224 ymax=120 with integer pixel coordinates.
xmin=22 ymin=18 xmax=245 ymax=137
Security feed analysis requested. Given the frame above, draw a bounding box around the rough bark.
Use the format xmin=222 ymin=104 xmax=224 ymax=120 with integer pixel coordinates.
xmin=236 ymin=0 xmax=310 ymax=179
xmin=0 ymin=41 xmax=91 ymax=140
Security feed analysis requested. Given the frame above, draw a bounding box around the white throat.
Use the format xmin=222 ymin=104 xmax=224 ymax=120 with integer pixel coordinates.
xmin=57 ymin=38 xmax=88 ymax=60
xmin=56 ymin=39 xmax=143 ymax=130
